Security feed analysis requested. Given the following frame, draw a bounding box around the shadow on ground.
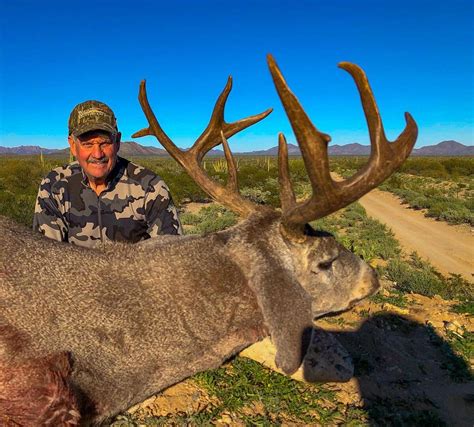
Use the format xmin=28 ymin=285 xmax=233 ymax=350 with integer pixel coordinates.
xmin=329 ymin=313 xmax=473 ymax=426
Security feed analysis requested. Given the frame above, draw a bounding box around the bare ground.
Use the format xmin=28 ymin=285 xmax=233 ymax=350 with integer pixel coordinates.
xmin=359 ymin=189 xmax=473 ymax=281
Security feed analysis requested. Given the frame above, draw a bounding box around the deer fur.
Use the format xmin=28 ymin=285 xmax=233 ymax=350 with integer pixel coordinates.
xmin=0 ymin=209 xmax=378 ymax=424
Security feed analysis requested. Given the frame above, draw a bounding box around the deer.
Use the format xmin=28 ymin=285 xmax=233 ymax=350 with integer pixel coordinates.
xmin=0 ymin=54 xmax=417 ymax=425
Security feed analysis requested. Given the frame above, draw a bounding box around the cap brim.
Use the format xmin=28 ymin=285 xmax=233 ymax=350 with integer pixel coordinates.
xmin=71 ymin=123 xmax=117 ymax=137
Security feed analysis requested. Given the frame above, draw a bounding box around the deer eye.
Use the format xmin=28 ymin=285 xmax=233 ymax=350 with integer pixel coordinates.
xmin=317 ymin=254 xmax=338 ymax=270
xmin=318 ymin=260 xmax=333 ymax=270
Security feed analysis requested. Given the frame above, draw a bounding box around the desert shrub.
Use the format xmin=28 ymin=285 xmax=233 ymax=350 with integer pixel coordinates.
xmin=0 ymin=157 xmax=68 ymax=225
xmin=240 ymin=186 xmax=272 ymax=204
xmin=288 ymin=157 xmax=309 ymax=181
xmin=444 ymin=274 xmax=474 ymax=301
xmin=451 ymin=300 xmax=474 ymax=316
xmin=374 ymin=158 xmax=474 ymax=225
xmin=441 ymin=158 xmax=474 ymax=177
xmin=384 ymin=257 xmax=446 ymax=297
xmin=394 ymin=157 xmax=474 ymax=179
xmin=131 ymin=158 xmax=209 ymax=204
xmin=383 ymin=253 xmax=473 ymax=300
xmin=0 ymin=191 xmax=36 ymax=226
xmin=383 ymin=174 xmax=404 ymax=190
xmin=349 ymin=217 xmax=401 ymax=261
xmin=329 ymin=157 xmax=366 ymax=177
xmin=381 ymin=175 xmax=474 ymax=225
xmin=312 ymin=203 xmax=400 ymax=262
xmin=181 ymin=205 xmax=237 ymax=235
xmin=427 ymin=203 xmax=473 ymax=225
xmin=162 ymin=171 xmax=208 ymax=204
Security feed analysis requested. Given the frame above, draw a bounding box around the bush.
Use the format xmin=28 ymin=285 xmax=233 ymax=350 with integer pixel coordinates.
xmin=181 ymin=205 xmax=237 ymax=235
xmin=0 ymin=157 xmax=68 ymax=226
xmin=383 ymin=253 xmax=473 ymax=300
xmin=240 ymin=187 xmax=272 ymax=205
xmin=384 ymin=257 xmax=446 ymax=297
xmin=312 ymin=203 xmax=400 ymax=262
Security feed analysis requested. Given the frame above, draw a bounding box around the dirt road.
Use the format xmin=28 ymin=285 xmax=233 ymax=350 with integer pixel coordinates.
xmin=359 ymin=189 xmax=473 ymax=281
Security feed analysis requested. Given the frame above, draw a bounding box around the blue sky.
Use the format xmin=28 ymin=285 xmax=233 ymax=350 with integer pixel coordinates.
xmin=0 ymin=0 xmax=472 ymax=150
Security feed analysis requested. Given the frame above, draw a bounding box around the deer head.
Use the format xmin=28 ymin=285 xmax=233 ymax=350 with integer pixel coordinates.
xmin=132 ymin=54 xmax=417 ymax=374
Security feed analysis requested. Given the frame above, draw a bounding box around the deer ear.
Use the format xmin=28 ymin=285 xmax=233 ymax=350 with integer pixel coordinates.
xmin=249 ymin=269 xmax=314 ymax=375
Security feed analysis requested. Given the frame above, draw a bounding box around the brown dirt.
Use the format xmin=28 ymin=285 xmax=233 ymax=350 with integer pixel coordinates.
xmin=359 ymin=188 xmax=474 ymax=281
xmin=126 ymin=382 xmax=219 ymax=419
xmin=181 ymin=201 xmax=214 ymax=215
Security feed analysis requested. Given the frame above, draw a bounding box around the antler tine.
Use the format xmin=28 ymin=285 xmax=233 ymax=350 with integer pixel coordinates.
xmin=277 ymin=133 xmax=296 ymax=213
xmin=267 ymin=55 xmax=334 ymax=198
xmin=132 ymin=80 xmax=186 ymax=166
xmin=220 ymin=130 xmax=238 ymax=192
xmin=338 ymin=62 xmax=418 ymax=191
xmin=267 ymin=54 xmax=417 ymax=228
xmin=191 ymin=76 xmax=272 ymax=163
xmin=133 ymin=76 xmax=273 ymax=217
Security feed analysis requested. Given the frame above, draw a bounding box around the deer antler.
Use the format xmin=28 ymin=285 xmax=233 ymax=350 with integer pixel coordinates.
xmin=268 ymin=54 xmax=418 ymax=232
xmin=132 ymin=77 xmax=272 ymax=217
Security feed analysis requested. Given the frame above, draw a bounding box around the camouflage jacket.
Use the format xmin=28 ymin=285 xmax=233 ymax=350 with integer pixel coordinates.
xmin=33 ymin=157 xmax=183 ymax=248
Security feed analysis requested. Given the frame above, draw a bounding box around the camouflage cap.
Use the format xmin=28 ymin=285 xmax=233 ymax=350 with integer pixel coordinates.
xmin=68 ymin=100 xmax=118 ymax=137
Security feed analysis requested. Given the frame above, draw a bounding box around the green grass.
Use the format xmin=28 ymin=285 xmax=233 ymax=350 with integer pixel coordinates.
xmin=383 ymin=253 xmax=474 ymax=301
xmin=116 ymin=357 xmax=344 ymax=425
xmin=194 ymin=357 xmax=339 ymax=424
xmin=369 ymin=291 xmax=409 ymax=308
xmin=112 ymin=410 xmax=218 ymax=426
xmin=451 ymin=300 xmax=474 ymax=316
xmin=446 ymin=328 xmax=474 ymax=366
xmin=425 ymin=324 xmax=473 ymax=383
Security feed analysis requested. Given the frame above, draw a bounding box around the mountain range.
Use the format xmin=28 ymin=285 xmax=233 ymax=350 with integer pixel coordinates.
xmin=0 ymin=140 xmax=472 ymax=157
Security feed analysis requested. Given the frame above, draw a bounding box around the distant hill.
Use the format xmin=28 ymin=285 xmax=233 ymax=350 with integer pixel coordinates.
xmin=0 ymin=145 xmax=62 ymax=155
xmin=1 ymin=140 xmax=473 ymax=157
xmin=118 ymin=141 xmax=167 ymax=156
xmin=118 ymin=141 xmax=224 ymax=157
xmin=412 ymin=140 xmax=474 ymax=156
xmin=237 ymin=143 xmax=302 ymax=156
xmin=234 ymin=141 xmax=473 ymax=156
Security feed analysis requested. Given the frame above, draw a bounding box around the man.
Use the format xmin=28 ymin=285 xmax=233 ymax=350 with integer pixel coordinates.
xmin=33 ymin=100 xmax=182 ymax=247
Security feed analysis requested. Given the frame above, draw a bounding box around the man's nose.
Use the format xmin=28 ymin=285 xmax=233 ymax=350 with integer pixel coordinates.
xmin=91 ymin=144 xmax=105 ymax=158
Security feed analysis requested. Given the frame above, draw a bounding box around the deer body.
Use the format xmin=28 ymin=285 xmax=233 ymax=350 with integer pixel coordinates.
xmin=0 ymin=55 xmax=417 ymax=424
xmin=1 ymin=209 xmax=377 ymax=423
xmin=1 ymin=215 xmax=266 ymax=422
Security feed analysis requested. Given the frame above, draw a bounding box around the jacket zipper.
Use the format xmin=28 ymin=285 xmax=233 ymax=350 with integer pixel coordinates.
xmin=97 ymin=195 xmax=104 ymax=243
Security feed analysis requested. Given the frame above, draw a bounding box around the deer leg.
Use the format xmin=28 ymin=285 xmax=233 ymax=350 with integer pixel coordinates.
xmin=0 ymin=352 xmax=81 ymax=426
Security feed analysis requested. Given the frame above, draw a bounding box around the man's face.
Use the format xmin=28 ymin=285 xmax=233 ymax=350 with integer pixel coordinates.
xmin=68 ymin=130 xmax=121 ymax=183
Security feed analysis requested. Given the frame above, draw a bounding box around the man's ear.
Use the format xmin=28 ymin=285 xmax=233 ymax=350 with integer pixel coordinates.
xmin=67 ymin=135 xmax=77 ymax=157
